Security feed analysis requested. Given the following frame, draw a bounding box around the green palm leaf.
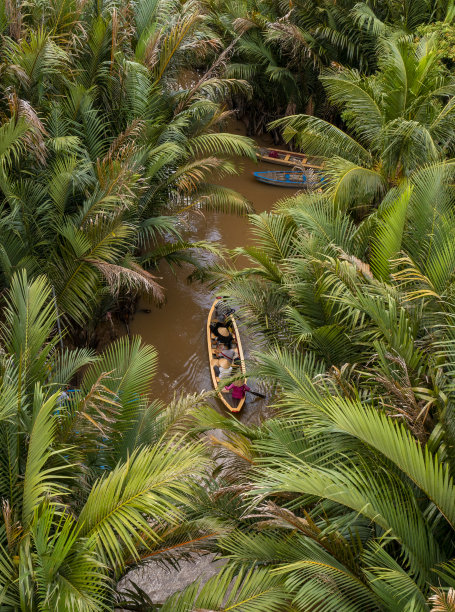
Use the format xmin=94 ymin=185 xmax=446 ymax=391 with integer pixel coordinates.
xmin=1 ymin=271 xmax=58 ymax=395
xmin=370 ymin=184 xmax=412 ymax=280
xmin=161 ymin=565 xmax=290 ymax=611
xmin=22 ymin=388 xmax=72 ymax=525
xmin=287 ymin=393 xmax=455 ymax=528
xmin=77 ymin=442 xmax=209 ymax=572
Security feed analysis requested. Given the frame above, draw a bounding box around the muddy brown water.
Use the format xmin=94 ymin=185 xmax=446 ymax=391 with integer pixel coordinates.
xmin=130 ymin=131 xmax=295 ymax=424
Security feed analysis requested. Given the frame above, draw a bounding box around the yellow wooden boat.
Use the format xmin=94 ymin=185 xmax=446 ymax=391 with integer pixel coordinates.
xmin=207 ymin=297 xmax=247 ymax=412
xmin=256 ymin=147 xmax=324 ymax=170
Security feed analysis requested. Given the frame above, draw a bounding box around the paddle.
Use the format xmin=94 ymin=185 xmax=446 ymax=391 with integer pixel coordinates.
xmin=247 ymin=390 xmax=266 ymax=399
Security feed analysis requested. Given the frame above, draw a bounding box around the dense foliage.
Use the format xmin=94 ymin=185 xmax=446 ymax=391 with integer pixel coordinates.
xmin=0 ymin=0 xmax=255 ymax=341
xmin=195 ymin=2 xmax=455 ymax=611
xmin=3 ymin=0 xmax=455 ymax=611
xmin=206 ymin=164 xmax=455 ymax=610
xmin=0 ymin=271 xmax=217 ymax=609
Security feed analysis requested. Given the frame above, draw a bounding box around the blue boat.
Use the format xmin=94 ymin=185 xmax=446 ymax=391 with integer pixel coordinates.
xmin=253 ymin=170 xmax=323 ymax=188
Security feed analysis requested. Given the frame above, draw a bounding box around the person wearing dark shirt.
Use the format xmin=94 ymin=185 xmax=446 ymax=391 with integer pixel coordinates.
xmin=210 ymin=322 xmax=233 ymax=348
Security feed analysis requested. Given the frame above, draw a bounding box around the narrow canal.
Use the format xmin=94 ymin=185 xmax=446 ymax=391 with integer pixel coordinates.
xmin=130 ymin=123 xmax=295 ymax=423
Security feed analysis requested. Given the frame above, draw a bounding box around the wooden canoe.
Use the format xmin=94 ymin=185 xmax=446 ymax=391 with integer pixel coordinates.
xmin=207 ymin=297 xmax=247 ymax=413
xmin=253 ymin=170 xmax=324 ymax=188
xmin=256 ymin=147 xmax=324 ymax=170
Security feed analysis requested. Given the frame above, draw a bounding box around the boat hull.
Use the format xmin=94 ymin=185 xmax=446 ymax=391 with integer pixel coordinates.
xmin=256 ymin=147 xmax=324 ymax=169
xmin=207 ymin=298 xmax=247 ymax=413
xmin=253 ymin=170 xmax=323 ymax=188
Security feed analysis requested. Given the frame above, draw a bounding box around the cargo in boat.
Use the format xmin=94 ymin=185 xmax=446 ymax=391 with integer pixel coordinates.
xmin=207 ymin=298 xmax=247 ymax=413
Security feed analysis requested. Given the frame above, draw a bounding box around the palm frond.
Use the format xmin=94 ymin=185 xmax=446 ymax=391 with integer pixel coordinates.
xmin=22 ymin=388 xmax=72 ymax=526
xmin=160 ymin=565 xmax=290 ymax=611
xmin=370 ymin=184 xmax=412 ymax=280
xmin=77 ymin=442 xmax=209 ymax=572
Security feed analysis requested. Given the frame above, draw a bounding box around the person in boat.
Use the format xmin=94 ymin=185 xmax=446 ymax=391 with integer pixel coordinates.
xmin=216 ymin=344 xmax=238 ymax=362
xmin=224 ymin=382 xmax=251 ymax=407
xmin=210 ymin=322 xmax=233 ymax=348
xmin=269 ymin=150 xmax=279 ymax=158
xmin=214 ymin=358 xmax=232 ymax=379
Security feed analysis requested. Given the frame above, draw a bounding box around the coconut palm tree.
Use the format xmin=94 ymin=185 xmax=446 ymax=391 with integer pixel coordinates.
xmin=272 ymin=35 xmax=455 ymax=209
xmin=0 ymin=0 xmax=256 ymax=335
xmin=0 ymin=270 xmax=217 ymax=610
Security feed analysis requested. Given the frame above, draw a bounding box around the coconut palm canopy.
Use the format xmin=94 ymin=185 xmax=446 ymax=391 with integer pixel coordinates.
xmin=199 ymin=160 xmax=455 ymax=609
xmin=273 ymin=35 xmax=455 ymax=209
xmin=0 ymin=0 xmax=256 ymax=334
xmin=0 ymin=270 xmax=219 ymax=610
xmin=2 ymin=1 xmax=455 ymax=612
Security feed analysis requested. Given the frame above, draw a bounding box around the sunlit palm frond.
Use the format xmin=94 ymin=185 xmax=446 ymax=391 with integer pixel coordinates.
xmin=270 ymin=114 xmax=373 ymax=165
xmin=77 ymin=442 xmax=210 ymax=572
xmin=160 ymin=565 xmax=290 ymax=612
xmin=22 ymin=388 xmax=72 ymax=526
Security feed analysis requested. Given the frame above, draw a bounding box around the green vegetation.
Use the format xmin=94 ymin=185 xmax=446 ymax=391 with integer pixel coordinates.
xmin=205 ymin=167 xmax=455 ymax=609
xmin=274 ymin=37 xmax=455 ymax=209
xmin=3 ymin=0 xmax=455 ymax=610
xmin=0 ymin=0 xmax=255 ymax=340
xmin=0 ymin=271 xmax=217 ymax=609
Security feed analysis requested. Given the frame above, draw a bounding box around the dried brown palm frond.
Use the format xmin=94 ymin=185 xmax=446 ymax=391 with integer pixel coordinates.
xmin=7 ymin=91 xmax=47 ymax=164
xmin=102 ymin=118 xmax=145 ymax=165
xmin=86 ymin=259 xmax=165 ymax=303
xmin=233 ymin=16 xmax=262 ymax=35
xmin=324 ymin=363 xmax=360 ymax=400
xmin=94 ymin=155 xmax=144 ymax=206
xmin=174 ymin=35 xmax=240 ymax=114
xmin=267 ymin=22 xmax=321 ymax=66
xmin=76 ymin=371 xmax=120 ymax=439
xmin=429 ymin=588 xmax=455 ymax=612
xmin=338 ymin=250 xmax=373 ymax=280
xmin=56 ymin=371 xmax=122 ymax=455
xmin=190 ymin=34 xmax=220 ymax=62
xmin=45 ymin=0 xmax=89 ymax=49
xmin=115 ymin=0 xmax=136 ymax=48
xmin=141 ymin=30 xmax=162 ymax=70
xmin=5 ymin=0 xmax=22 ymax=40
xmin=2 ymin=500 xmax=22 ymax=552
xmin=369 ymin=351 xmax=434 ymax=441
xmin=110 ymin=7 xmax=118 ymax=68
xmin=246 ymin=501 xmax=314 ymax=531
